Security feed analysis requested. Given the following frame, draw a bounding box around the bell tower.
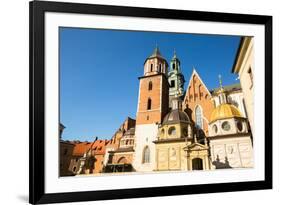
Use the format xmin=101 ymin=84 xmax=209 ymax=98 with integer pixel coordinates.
xmin=133 ymin=46 xmax=169 ymax=172
xmin=168 ymin=50 xmax=185 ymax=106
xmin=136 ymin=46 xmax=169 ymax=125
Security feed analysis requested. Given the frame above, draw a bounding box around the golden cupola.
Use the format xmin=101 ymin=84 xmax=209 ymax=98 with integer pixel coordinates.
xmin=210 ymin=75 xmax=243 ymax=123
xmin=210 ymin=103 xmax=242 ymax=123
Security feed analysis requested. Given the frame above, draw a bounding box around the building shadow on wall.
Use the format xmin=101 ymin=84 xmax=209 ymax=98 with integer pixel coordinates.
xmin=184 ymin=105 xmax=195 ymax=124
xmin=212 ymin=155 xmax=232 ymax=169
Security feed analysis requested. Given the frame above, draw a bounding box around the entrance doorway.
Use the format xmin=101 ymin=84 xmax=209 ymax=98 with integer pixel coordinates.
xmin=192 ymin=158 xmax=203 ymax=170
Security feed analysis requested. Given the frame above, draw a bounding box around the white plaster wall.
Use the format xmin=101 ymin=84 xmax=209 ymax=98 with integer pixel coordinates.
xmin=209 ymin=118 xmax=240 ymax=136
xmin=133 ymin=124 xmax=159 ymax=172
xmin=228 ymin=92 xmax=247 ymax=118
xmin=238 ymin=40 xmax=254 ymax=130
xmin=209 ymin=136 xmax=253 ymax=169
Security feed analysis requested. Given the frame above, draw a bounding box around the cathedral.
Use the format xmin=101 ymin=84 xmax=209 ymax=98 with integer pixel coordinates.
xmin=131 ymin=46 xmax=253 ymax=172
xmin=60 ymin=45 xmax=254 ymax=176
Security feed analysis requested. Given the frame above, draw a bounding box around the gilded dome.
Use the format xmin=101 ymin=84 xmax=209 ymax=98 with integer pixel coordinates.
xmin=163 ymin=110 xmax=190 ymax=125
xmin=210 ymin=103 xmax=243 ymax=123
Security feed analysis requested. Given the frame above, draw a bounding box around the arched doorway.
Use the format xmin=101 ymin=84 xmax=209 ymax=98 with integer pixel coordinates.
xmin=192 ymin=158 xmax=203 ymax=170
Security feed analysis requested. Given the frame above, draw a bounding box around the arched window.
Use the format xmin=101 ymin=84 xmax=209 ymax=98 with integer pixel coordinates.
xmin=159 ymin=64 xmax=162 ymax=72
xmin=195 ymin=106 xmax=203 ymax=129
xmin=143 ymin=146 xmax=150 ymax=163
xmin=147 ymin=98 xmax=152 ymax=110
xmin=148 ymin=81 xmax=153 ymax=90
xmin=168 ymin=126 xmax=176 ymax=136
xmin=150 ymin=64 xmax=153 ymax=72
xmin=173 ymin=63 xmax=175 ymax=70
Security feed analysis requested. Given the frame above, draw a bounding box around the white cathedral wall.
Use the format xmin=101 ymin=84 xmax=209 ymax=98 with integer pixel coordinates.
xmin=133 ymin=124 xmax=159 ymax=172
xmin=227 ymin=92 xmax=247 ymax=118
xmin=237 ymin=40 xmax=254 ymax=131
xmin=209 ymin=136 xmax=254 ymax=169
xmin=208 ymin=118 xmax=236 ymax=136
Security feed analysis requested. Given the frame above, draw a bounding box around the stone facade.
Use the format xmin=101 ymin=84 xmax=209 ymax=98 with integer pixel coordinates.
xmin=59 ymin=140 xmax=75 ymax=176
xmin=155 ymin=140 xmax=188 ymax=170
xmin=154 ymin=97 xmax=210 ymax=171
xmin=232 ymin=37 xmax=254 ymax=131
xmin=209 ymin=136 xmax=253 ymax=169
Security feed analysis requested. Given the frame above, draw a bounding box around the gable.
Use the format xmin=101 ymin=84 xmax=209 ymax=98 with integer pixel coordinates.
xmin=183 ymin=69 xmax=212 ymax=104
xmin=182 ymin=69 xmax=215 ymax=135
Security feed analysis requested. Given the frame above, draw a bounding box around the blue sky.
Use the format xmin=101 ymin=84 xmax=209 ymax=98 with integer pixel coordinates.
xmin=60 ymin=27 xmax=240 ymax=141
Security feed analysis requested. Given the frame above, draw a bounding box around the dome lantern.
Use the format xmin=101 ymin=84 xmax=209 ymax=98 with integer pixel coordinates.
xmin=216 ymin=74 xmax=227 ymax=105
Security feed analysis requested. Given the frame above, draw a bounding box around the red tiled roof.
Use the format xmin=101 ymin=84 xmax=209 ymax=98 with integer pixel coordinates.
xmin=72 ymin=141 xmax=93 ymax=157
xmin=71 ymin=140 xmax=111 ymax=157
xmin=90 ymin=140 xmax=110 ymax=155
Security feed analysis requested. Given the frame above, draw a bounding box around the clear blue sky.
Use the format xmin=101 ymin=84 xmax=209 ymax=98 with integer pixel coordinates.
xmin=60 ymin=27 xmax=240 ymax=141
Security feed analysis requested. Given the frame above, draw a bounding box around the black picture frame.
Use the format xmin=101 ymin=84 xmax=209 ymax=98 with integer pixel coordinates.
xmin=29 ymin=0 xmax=272 ymax=204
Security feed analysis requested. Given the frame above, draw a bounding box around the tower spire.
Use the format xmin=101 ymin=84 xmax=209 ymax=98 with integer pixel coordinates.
xmin=150 ymin=43 xmax=161 ymax=58
xmin=217 ymin=74 xmax=227 ymax=104
xmin=218 ymin=74 xmax=223 ymax=89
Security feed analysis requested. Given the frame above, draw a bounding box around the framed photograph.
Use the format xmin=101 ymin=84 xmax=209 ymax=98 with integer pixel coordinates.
xmin=29 ymin=0 xmax=272 ymax=204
